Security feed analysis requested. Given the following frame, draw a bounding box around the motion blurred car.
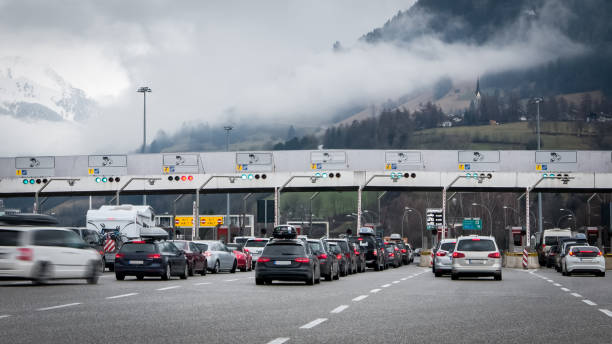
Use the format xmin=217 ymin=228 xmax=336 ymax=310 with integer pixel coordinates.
xmin=307 ymin=239 xmax=339 ymax=281
xmin=0 ymin=225 xmax=102 ymax=285
xmin=394 ymin=242 xmax=410 ymax=265
xmin=561 ymin=245 xmax=605 ymax=277
xmin=451 ymin=235 xmax=502 ymax=281
xmin=384 ymin=242 xmax=402 ymax=268
xmin=193 ymin=240 xmax=238 ymax=273
xmin=244 ymin=238 xmax=270 ymax=269
xmin=115 ymin=240 xmax=189 ymax=280
xmin=170 ymin=240 xmax=207 ymax=276
xmin=546 ymin=245 xmax=560 ymax=268
xmin=348 ymin=236 xmax=367 ymax=272
xmin=69 ymin=227 xmax=105 ymax=271
xmin=255 ymin=238 xmax=320 ymax=285
xmin=433 ymin=238 xmax=457 ymax=277
xmin=325 ymin=238 xmax=357 ymax=274
xmin=227 ymin=243 xmax=253 ymax=272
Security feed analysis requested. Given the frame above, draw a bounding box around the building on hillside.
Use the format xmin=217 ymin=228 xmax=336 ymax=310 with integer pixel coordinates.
xmin=440 ymin=121 xmax=452 ymax=127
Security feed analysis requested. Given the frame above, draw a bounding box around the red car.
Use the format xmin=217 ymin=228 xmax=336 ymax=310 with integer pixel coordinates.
xmin=170 ymin=240 xmax=207 ymax=276
xmin=227 ymin=243 xmax=252 ymax=272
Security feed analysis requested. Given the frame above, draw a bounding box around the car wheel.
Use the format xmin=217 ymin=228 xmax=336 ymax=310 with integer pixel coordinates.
xmin=451 ymin=273 xmax=458 ymax=280
xmin=180 ymin=263 xmax=188 ymax=280
xmin=374 ymin=262 xmax=380 ymax=271
xmin=598 ymin=271 xmax=605 ymax=277
xmin=188 ymin=263 xmax=194 ymax=277
xmin=211 ymin=261 xmax=220 ymax=274
xmin=86 ymin=261 xmax=100 ymax=285
xmin=240 ymin=265 xmax=247 ymax=272
xmin=162 ymin=264 xmax=171 ymax=280
xmin=200 ymin=264 xmax=207 ymax=276
xmin=115 ymin=273 xmax=125 ymax=281
xmin=230 ymin=260 xmax=237 ymax=273
xmin=108 ymin=264 xmax=115 ymax=272
xmin=255 ymin=278 xmax=264 ymax=285
xmin=325 ymin=272 xmax=332 ymax=281
xmin=306 ymin=272 xmax=315 ymax=285
xmin=315 ymin=268 xmax=321 ymax=284
xmin=101 ymin=258 xmax=106 ymax=273
xmin=32 ymin=262 xmax=51 ymax=285
xmin=494 ymin=272 xmax=502 ymax=281
xmin=333 ymin=266 xmax=340 ymax=280
xmin=435 ymin=271 xmax=442 ymax=277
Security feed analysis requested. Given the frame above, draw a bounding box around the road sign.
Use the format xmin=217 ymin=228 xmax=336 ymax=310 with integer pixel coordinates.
xmin=426 ymin=208 xmax=443 ymax=230
xmin=174 ymin=216 xmax=224 ymax=228
xmin=462 ymin=218 xmax=482 ymax=230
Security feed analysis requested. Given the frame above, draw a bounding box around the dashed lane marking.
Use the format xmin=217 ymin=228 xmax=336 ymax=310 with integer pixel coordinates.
xmin=224 ymin=279 xmax=239 ymax=282
xmin=266 ymin=337 xmax=290 ymax=344
xmin=546 ymin=280 xmax=554 ymax=283
xmin=194 ymin=282 xmax=211 ymax=285
xmin=401 ymin=278 xmax=407 ymax=281
xmin=106 ymin=293 xmax=138 ymax=299
xmin=330 ymin=305 xmax=349 ymax=314
xmin=381 ymin=284 xmax=391 ymax=288
xmin=156 ymin=286 xmax=181 ymax=291
xmin=392 ymin=281 xmax=400 ymax=284
xmin=553 ymin=283 xmax=562 ymax=287
xmin=560 ymin=288 xmax=570 ymax=292
xmin=0 ymin=315 xmax=11 ymax=319
xmin=599 ymin=309 xmax=612 ymax=318
xmin=571 ymin=293 xmax=583 ymax=298
xmin=582 ymin=300 xmax=597 ymax=306
xmin=37 ymin=303 xmax=81 ymax=311
xmin=370 ymin=289 xmax=382 ymax=293
xmin=352 ymin=295 xmax=369 ymax=302
xmin=300 ymin=318 xmax=327 ymax=329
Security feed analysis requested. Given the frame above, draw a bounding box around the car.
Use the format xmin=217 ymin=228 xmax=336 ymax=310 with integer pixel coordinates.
xmin=451 ymin=235 xmax=502 ymax=281
xmin=375 ymin=236 xmax=390 ymax=269
xmin=348 ymin=236 xmax=367 ymax=272
xmin=394 ymin=241 xmax=411 ymax=265
xmin=0 ymin=225 xmax=102 ymax=285
xmin=325 ymin=238 xmax=357 ymax=274
xmin=326 ymin=241 xmax=349 ymax=276
xmin=406 ymin=243 xmax=415 ymax=263
xmin=555 ymin=238 xmax=588 ymax=272
xmin=244 ymin=238 xmax=270 ymax=269
xmin=414 ymin=248 xmax=422 ymax=256
xmin=546 ymin=245 xmax=560 ymax=268
xmin=307 ymin=239 xmax=339 ymax=281
xmin=536 ymin=228 xmax=572 ymax=266
xmin=114 ymin=240 xmax=188 ymax=280
xmin=356 ymin=230 xmax=385 ymax=271
xmin=560 ymin=245 xmax=605 ymax=277
xmin=193 ymin=240 xmax=238 ymax=273
xmin=233 ymin=236 xmax=255 ymax=247
xmin=255 ymin=238 xmax=320 ymax=285
xmin=227 ymin=243 xmax=253 ymax=272
xmin=384 ymin=242 xmax=402 ymax=268
xmin=432 ymin=238 xmax=457 ymax=277
xmin=170 ymin=240 xmax=207 ymax=276
xmin=69 ymin=227 xmax=106 ymax=272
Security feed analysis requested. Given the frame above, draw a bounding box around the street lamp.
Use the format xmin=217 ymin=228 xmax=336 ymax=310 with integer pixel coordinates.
xmin=223 ymin=126 xmax=233 ymax=243
xmin=137 ymin=87 xmax=152 ymax=153
xmin=534 ymin=97 xmax=543 ymax=237
xmin=472 ymin=202 xmax=493 ymax=236
xmin=557 ymin=214 xmax=573 ymax=228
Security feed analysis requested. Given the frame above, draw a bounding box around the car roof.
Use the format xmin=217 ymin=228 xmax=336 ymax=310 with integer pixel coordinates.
xmin=439 ymin=238 xmax=457 ymax=243
xmin=458 ymin=235 xmax=493 ymax=240
xmin=0 ymin=213 xmax=59 ymax=226
xmin=268 ymin=239 xmax=304 ymax=245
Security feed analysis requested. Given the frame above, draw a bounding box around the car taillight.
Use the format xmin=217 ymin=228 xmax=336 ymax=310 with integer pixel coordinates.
xmin=452 ymin=252 xmax=465 ymax=258
xmin=295 ymin=257 xmax=310 ymax=263
xmin=147 ymin=254 xmax=161 ymax=259
xmin=244 ymin=248 xmax=249 ymax=253
xmin=389 ymin=253 xmax=394 ymax=257
xmin=542 ymin=244 xmax=546 ymax=249
xmin=436 ymin=251 xmax=446 ymax=257
xmin=471 ymin=238 xmax=480 ymax=241
xmin=401 ymin=249 xmax=406 ymax=253
xmin=488 ymin=252 xmax=501 ymax=259
xmin=597 ymin=251 xmax=602 ymax=256
xmin=354 ymin=249 xmax=359 ymax=255
xmin=568 ymin=251 xmax=574 ymax=256
xmin=345 ymin=253 xmax=350 ymax=257
xmin=17 ymin=248 xmax=33 ymax=261
xmin=358 ymin=237 xmax=363 ymax=241
xmin=394 ymin=247 xmax=399 ymax=251
xmin=373 ymin=249 xmax=377 ymax=256
xmin=132 ymin=240 xmax=145 ymax=244
xmin=336 ymin=254 xmax=342 ymax=260
xmin=204 ymin=251 xmax=212 ymax=257
xmin=258 ymin=257 xmax=270 ymax=263
xmin=317 ymin=253 xmax=328 ymax=259
xmin=115 ymin=253 xmax=125 ymax=259
xmin=99 ymin=250 xmax=104 ymax=255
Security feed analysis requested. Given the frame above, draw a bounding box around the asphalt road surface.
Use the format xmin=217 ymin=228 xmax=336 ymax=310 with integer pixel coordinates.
xmin=1 ymin=263 xmax=611 ymax=344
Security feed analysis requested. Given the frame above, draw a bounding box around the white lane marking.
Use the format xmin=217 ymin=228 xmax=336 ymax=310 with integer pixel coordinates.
xmin=0 ymin=315 xmax=11 ymax=319
xmin=370 ymin=288 xmax=382 ymax=293
xmin=156 ymin=286 xmax=181 ymax=291
xmin=571 ymin=293 xmax=583 ymax=298
xmin=381 ymin=284 xmax=391 ymax=288
xmin=392 ymin=281 xmax=400 ymax=284
xmin=407 ymin=276 xmax=414 ymax=279
xmin=599 ymin=309 xmax=612 ymax=318
xmin=224 ymin=279 xmax=239 ymax=282
xmin=193 ymin=282 xmax=211 ymax=285
xmin=330 ymin=305 xmax=349 ymax=314
xmin=300 ymin=318 xmax=327 ymax=329
xmin=546 ymin=280 xmax=554 ymax=283
xmin=266 ymin=337 xmax=290 ymax=344
xmin=583 ymin=300 xmax=597 ymax=306
xmin=352 ymin=295 xmax=369 ymax=302
xmin=400 ymin=278 xmax=407 ymax=281
xmin=106 ymin=293 xmax=138 ymax=299
xmin=553 ymin=283 xmax=562 ymax=287
xmin=560 ymin=287 xmax=570 ymax=292
xmin=37 ymin=303 xmax=81 ymax=311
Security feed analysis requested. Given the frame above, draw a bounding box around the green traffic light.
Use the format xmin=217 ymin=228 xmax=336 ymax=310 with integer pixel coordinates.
xmin=95 ymin=177 xmax=101 ymax=183
xmin=22 ymin=179 xmax=28 ymax=184
xmin=102 ymin=177 xmax=108 ymax=183
xmin=29 ymin=179 xmax=35 ymax=184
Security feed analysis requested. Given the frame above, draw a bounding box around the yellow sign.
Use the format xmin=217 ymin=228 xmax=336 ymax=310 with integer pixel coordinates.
xmin=174 ymin=216 xmax=224 ymax=228
xmin=163 ymin=166 xmax=170 ymax=174
xmin=15 ymin=170 xmax=22 ymax=176
xmin=385 ymin=164 xmax=392 ymax=170
xmin=237 ymin=165 xmax=243 ymax=171
xmin=88 ymin=168 xmax=95 ymax=175
xmin=536 ymin=164 xmax=542 ymax=171
xmin=311 ymin=163 xmax=317 ymax=170
xmin=458 ymin=164 xmax=465 ymax=170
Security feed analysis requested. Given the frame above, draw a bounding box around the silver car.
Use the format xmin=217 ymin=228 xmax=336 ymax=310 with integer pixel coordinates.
xmin=193 ymin=240 xmax=237 ymax=273
xmin=451 ymin=235 xmax=502 ymax=281
xmin=244 ymin=238 xmax=270 ymax=269
xmin=433 ymin=239 xmax=457 ymax=277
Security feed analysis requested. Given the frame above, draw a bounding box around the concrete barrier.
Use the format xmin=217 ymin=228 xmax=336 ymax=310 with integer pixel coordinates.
xmin=605 ymin=255 xmax=612 ymax=270
xmin=419 ymin=251 xmax=432 ymax=268
xmin=504 ymin=252 xmax=540 ymax=269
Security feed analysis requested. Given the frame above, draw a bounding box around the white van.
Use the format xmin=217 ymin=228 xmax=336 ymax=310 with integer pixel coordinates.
xmin=537 ymin=228 xmax=572 ymax=265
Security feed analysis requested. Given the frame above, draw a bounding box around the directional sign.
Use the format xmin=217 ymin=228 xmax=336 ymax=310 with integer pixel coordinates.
xmin=426 ymin=208 xmax=443 ymax=230
xmin=174 ymin=216 xmax=224 ymax=228
xmin=462 ymin=218 xmax=482 ymax=230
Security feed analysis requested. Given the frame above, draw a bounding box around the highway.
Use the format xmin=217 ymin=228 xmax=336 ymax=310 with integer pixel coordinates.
xmin=1 ymin=262 xmax=611 ymax=343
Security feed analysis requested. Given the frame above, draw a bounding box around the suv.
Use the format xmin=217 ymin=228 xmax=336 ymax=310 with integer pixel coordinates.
xmin=451 ymin=235 xmax=502 ymax=281
xmin=0 ymin=224 xmax=102 ymax=285
xmin=325 ymin=238 xmax=357 ymax=275
xmin=255 ymin=239 xmax=320 ymax=285
xmin=307 ymin=239 xmax=339 ymax=281
xmin=348 ymin=236 xmax=367 ymax=272
xmin=115 ymin=240 xmax=188 ymax=280
xmin=432 ymin=238 xmax=457 ymax=277
xmin=357 ymin=234 xmax=385 ymax=271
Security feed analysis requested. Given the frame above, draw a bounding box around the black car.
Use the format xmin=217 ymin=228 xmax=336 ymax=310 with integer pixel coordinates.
xmin=114 ymin=240 xmax=188 ymax=280
xmin=376 ymin=237 xmax=390 ymax=269
xmin=326 ymin=238 xmax=357 ymax=275
xmin=393 ymin=241 xmax=410 ymax=265
xmin=356 ymin=234 xmax=385 ymax=271
xmin=546 ymin=245 xmax=560 ymax=268
xmin=384 ymin=242 xmax=402 ymax=268
xmin=255 ymin=239 xmax=320 ymax=285
xmin=326 ymin=242 xmax=349 ymax=277
xmin=348 ymin=236 xmax=367 ymax=273
xmin=307 ymin=239 xmax=339 ymax=281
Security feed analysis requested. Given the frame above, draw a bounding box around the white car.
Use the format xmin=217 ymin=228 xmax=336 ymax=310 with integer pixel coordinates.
xmin=561 ymin=245 xmax=605 ymax=277
xmin=0 ymin=226 xmax=102 ymax=284
xmin=451 ymin=235 xmax=502 ymax=281
xmin=244 ymin=238 xmax=270 ymax=269
xmin=433 ymin=238 xmax=457 ymax=277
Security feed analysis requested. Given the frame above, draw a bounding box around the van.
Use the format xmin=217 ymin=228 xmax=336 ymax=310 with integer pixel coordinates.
xmin=537 ymin=228 xmax=572 ymax=265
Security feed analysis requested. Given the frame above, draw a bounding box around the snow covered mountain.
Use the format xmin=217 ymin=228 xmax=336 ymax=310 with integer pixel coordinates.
xmin=0 ymin=57 xmax=97 ymax=122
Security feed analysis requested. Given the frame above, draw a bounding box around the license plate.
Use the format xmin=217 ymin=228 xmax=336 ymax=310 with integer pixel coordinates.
xmin=360 ymin=242 xmax=368 ymax=247
xmin=581 ymin=258 xmax=593 ymax=262
xmin=274 ymin=260 xmax=291 ymax=265
xmin=469 ymin=259 xmax=484 ymax=264
xmin=129 ymin=260 xmax=144 ymax=265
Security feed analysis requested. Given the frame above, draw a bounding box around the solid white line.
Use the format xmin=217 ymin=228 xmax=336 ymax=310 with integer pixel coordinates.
xmin=381 ymin=284 xmax=391 ymax=288
xmin=266 ymin=337 xmax=290 ymax=344
xmin=193 ymin=282 xmax=211 ymax=285
xmin=37 ymin=303 xmax=81 ymax=311
xmin=106 ymin=293 xmax=138 ymax=299
xmin=553 ymin=283 xmax=562 ymax=287
xmin=583 ymin=300 xmax=597 ymax=306
xmin=571 ymin=293 xmax=583 ymax=298
xmin=370 ymin=288 xmax=382 ymax=293
xmin=560 ymin=288 xmax=570 ymax=292
xmin=599 ymin=309 xmax=612 ymax=318
xmin=300 ymin=318 xmax=327 ymax=329
xmin=156 ymin=286 xmax=181 ymax=291
xmin=392 ymin=281 xmax=400 ymax=284
xmin=330 ymin=305 xmax=349 ymax=314
xmin=224 ymin=279 xmax=239 ymax=282
xmin=352 ymin=295 xmax=369 ymax=302
xmin=0 ymin=315 xmax=10 ymax=319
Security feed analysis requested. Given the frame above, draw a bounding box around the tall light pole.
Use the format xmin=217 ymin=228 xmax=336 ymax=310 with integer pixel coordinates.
xmin=534 ymin=97 xmax=544 ymax=237
xmin=137 ymin=86 xmax=151 ymax=206
xmin=405 ymin=207 xmax=424 ymax=248
xmin=223 ymin=126 xmax=233 ymax=242
xmin=503 ymin=205 xmax=521 ymax=226
xmin=472 ymin=202 xmax=493 ymax=236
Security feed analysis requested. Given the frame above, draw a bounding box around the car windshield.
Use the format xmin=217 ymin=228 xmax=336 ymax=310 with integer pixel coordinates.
xmin=226 ymin=244 xmax=241 ymax=250
xmin=0 ymin=229 xmax=21 ymax=246
xmin=120 ymin=243 xmax=156 ymax=253
xmin=457 ymin=239 xmax=496 ymax=251
xmin=545 ymin=236 xmax=569 ymax=245
xmin=357 ymin=236 xmax=376 ymax=249
xmin=245 ymin=239 xmax=268 ymax=248
xmin=440 ymin=242 xmax=456 ymax=252
xmin=234 ymin=238 xmax=249 ymax=245
xmin=195 ymin=243 xmax=208 ymax=251
xmin=171 ymin=241 xmax=187 ymax=249
xmin=263 ymin=244 xmax=305 ymax=256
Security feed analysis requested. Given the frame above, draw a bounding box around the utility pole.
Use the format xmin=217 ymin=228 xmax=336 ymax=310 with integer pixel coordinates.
xmin=534 ymin=97 xmax=543 ymax=236
xmin=137 ymin=86 xmax=151 ymax=206
xmin=224 ymin=126 xmax=233 ymax=243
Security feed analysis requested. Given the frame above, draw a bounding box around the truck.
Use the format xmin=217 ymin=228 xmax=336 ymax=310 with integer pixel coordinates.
xmin=86 ymin=204 xmax=168 ymax=271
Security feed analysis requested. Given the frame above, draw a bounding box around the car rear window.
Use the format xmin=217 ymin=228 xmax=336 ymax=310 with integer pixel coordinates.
xmin=172 ymin=241 xmax=187 ymax=250
xmin=0 ymin=229 xmax=21 ymax=246
xmin=357 ymin=236 xmax=376 ymax=249
xmin=195 ymin=243 xmax=208 ymax=251
xmin=120 ymin=243 xmax=157 ymax=253
xmin=329 ymin=240 xmax=349 ymax=252
xmin=571 ymin=247 xmax=600 ymax=257
xmin=263 ymin=244 xmax=305 ymax=256
xmin=545 ymin=236 xmax=569 ymax=245
xmin=440 ymin=242 xmax=456 ymax=252
xmin=457 ymin=239 xmax=496 ymax=252
xmin=245 ymin=239 xmax=268 ymax=248
xmin=308 ymin=242 xmax=324 ymax=254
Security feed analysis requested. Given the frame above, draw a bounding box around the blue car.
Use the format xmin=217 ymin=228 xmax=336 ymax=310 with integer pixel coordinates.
xmin=114 ymin=240 xmax=188 ymax=280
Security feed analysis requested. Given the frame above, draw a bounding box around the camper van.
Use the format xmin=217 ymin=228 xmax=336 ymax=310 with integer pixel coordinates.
xmin=86 ymin=205 xmax=168 ymax=270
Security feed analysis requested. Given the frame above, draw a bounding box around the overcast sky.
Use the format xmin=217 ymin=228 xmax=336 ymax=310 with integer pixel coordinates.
xmin=0 ymin=0 xmax=582 ymax=156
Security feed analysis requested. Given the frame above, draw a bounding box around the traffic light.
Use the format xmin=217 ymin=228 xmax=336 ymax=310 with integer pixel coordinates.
xmin=390 ymin=172 xmax=416 ymax=182
xmin=22 ymin=178 xmax=48 ymax=185
xmin=167 ymin=175 xmax=194 ymax=182
xmin=240 ymin=173 xmax=267 ymax=180
xmin=95 ymin=176 xmax=120 ymax=183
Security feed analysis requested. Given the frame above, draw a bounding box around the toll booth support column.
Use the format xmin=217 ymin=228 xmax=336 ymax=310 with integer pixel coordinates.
xmin=442 ymin=186 xmax=447 ymax=240
xmin=357 ymin=185 xmax=363 ymax=230
xmin=274 ymin=187 xmax=279 ymax=227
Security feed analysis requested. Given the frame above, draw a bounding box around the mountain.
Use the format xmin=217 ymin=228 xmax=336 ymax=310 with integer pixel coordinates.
xmin=0 ymin=57 xmax=97 ymax=122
